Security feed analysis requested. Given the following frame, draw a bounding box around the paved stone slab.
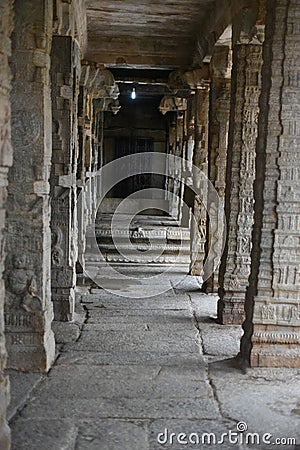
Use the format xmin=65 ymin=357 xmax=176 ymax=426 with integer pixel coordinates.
xmin=10 ymin=418 xmax=78 ymax=450
xmin=86 ymin=307 xmax=193 ymax=324
xmin=57 ymin=350 xmax=204 ymax=367
xmin=209 ymin=359 xmax=300 ymax=445
xmin=200 ymin=322 xmax=243 ymax=357
xmin=29 ymin=364 xmax=208 ymax=400
xmin=82 ymin=295 xmax=190 ymax=310
xmin=76 ymin=419 xmax=149 ymax=450
xmin=83 ymin=319 xmax=194 ymax=332
xmin=21 ymin=395 xmax=220 ymax=421
xmin=9 ymin=270 xmax=300 ymax=450
xmin=189 ymin=292 xmax=219 ymax=320
xmin=64 ymin=329 xmax=200 ymax=354
xmin=7 ymin=371 xmax=44 ymax=421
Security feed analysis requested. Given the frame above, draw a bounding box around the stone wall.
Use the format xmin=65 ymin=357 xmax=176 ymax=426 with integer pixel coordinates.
xmin=0 ymin=0 xmax=13 ymax=446
xmin=5 ymin=0 xmax=55 ymax=372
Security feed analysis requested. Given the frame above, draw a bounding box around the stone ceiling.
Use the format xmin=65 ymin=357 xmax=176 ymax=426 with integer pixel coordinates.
xmin=85 ymin=0 xmax=246 ymax=71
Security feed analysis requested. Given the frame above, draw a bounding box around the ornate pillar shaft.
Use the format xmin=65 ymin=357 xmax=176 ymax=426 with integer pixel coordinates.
xmin=241 ymin=0 xmax=300 ymax=367
xmin=159 ymin=95 xmax=187 ymax=219
xmin=5 ymin=0 xmax=55 ymax=371
xmin=78 ymin=63 xmax=120 ymax=270
xmin=202 ymin=46 xmax=231 ymax=293
xmin=218 ymin=12 xmax=264 ymax=324
xmin=0 ymin=0 xmax=13 ymax=447
xmin=190 ymin=85 xmax=210 ymax=276
xmin=50 ymin=35 xmax=80 ymax=322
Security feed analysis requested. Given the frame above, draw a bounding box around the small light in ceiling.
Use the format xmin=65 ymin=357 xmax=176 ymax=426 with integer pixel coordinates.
xmin=131 ymin=87 xmax=136 ymax=100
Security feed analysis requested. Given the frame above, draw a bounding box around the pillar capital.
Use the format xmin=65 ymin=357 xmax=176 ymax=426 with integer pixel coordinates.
xmin=210 ymin=45 xmax=232 ymax=80
xmin=233 ymin=3 xmax=265 ymax=46
xmin=159 ymin=95 xmax=187 ymax=115
xmin=167 ymin=66 xmax=210 ymax=94
xmin=81 ymin=61 xmax=120 ymax=100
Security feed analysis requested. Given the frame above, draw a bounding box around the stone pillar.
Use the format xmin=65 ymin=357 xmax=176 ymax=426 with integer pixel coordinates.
xmin=50 ymin=35 xmax=80 ymax=322
xmin=217 ymin=10 xmax=264 ymax=324
xmin=0 ymin=1 xmax=13 ymax=447
xmin=241 ymin=0 xmax=300 ymax=367
xmin=5 ymin=0 xmax=55 ymax=372
xmin=77 ymin=63 xmax=120 ymax=271
xmin=189 ymin=83 xmax=210 ymax=276
xmin=202 ymin=46 xmax=231 ymax=293
xmin=159 ymin=96 xmax=187 ymax=219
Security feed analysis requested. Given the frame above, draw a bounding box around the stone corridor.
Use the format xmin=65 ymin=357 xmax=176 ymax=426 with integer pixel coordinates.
xmin=7 ymin=269 xmax=300 ymax=450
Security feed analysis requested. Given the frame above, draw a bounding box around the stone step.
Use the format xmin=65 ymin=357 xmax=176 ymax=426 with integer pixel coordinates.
xmin=91 ymin=213 xmax=190 ymax=265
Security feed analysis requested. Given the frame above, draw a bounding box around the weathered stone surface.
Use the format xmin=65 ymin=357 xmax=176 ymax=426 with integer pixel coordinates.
xmin=241 ymin=0 xmax=300 ymax=367
xmin=77 ymin=62 xmax=119 ymax=272
xmin=209 ymin=359 xmax=300 ymax=446
xmin=26 ymin=364 xmax=210 ymax=401
xmin=8 ymin=271 xmax=300 ymax=449
xmin=189 ymin=85 xmax=210 ymax=277
xmin=63 ymin=329 xmax=200 ymax=353
xmin=10 ymin=418 xmax=78 ymax=450
xmin=85 ymin=0 xmax=249 ymax=69
xmin=5 ymin=0 xmax=55 ymax=372
xmin=218 ymin=9 xmax=264 ymax=325
xmin=6 ymin=371 xmax=43 ymax=422
xmin=0 ymin=0 xmax=14 ymax=447
xmin=57 ymin=350 xmax=204 ymax=367
xmin=202 ymin=45 xmax=231 ymax=294
xmin=51 ymin=321 xmax=81 ymax=344
xmin=53 ymin=0 xmax=87 ymax=50
xmin=22 ymin=395 xmax=219 ymax=421
xmin=76 ymin=419 xmax=148 ymax=450
xmin=50 ymin=35 xmax=80 ymax=322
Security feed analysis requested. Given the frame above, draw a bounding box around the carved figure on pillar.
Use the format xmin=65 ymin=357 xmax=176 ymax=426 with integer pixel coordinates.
xmin=5 ymin=255 xmax=43 ymax=314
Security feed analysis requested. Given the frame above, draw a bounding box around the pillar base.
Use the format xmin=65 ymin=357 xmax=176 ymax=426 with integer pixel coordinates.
xmin=52 ymin=288 xmax=76 ymax=322
xmin=5 ymin=311 xmax=55 ymax=372
xmin=219 ymin=308 xmax=245 ymax=325
xmin=201 ymin=274 xmax=219 ymax=293
xmin=217 ymin=291 xmax=246 ymax=324
xmin=251 ymin=346 xmax=300 ymax=368
xmin=0 ymin=420 xmax=10 ymax=450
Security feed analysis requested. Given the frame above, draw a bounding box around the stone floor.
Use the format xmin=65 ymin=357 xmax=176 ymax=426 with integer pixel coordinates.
xmin=7 ymin=267 xmax=300 ymax=449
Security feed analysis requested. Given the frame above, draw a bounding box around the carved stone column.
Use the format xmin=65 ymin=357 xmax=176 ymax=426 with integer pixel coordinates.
xmin=189 ymin=83 xmax=210 ymax=276
xmin=159 ymin=95 xmax=187 ymax=219
xmin=77 ymin=63 xmax=120 ymax=271
xmin=5 ymin=0 xmax=55 ymax=371
xmin=218 ymin=11 xmax=264 ymax=324
xmin=50 ymin=36 xmax=80 ymax=322
xmin=241 ymin=0 xmax=300 ymax=367
xmin=0 ymin=1 xmax=13 ymax=447
xmin=202 ymin=46 xmax=231 ymax=293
